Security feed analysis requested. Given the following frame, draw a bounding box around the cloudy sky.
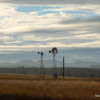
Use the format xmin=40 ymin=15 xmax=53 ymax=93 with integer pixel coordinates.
xmin=0 ymin=0 xmax=100 ymax=63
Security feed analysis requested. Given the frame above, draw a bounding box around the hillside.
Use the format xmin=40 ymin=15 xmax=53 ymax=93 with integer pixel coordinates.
xmin=0 ymin=67 xmax=100 ymax=78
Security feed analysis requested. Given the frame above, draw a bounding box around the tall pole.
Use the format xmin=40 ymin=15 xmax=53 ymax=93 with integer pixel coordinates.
xmin=63 ymin=56 xmax=65 ymax=79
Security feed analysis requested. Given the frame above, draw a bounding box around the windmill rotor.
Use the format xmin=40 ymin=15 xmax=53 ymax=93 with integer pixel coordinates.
xmin=49 ymin=47 xmax=58 ymax=55
xmin=38 ymin=52 xmax=44 ymax=56
xmin=52 ymin=47 xmax=58 ymax=55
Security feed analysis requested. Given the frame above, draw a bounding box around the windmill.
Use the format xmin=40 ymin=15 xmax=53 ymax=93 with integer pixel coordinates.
xmin=49 ymin=47 xmax=58 ymax=78
xmin=38 ymin=51 xmax=45 ymax=77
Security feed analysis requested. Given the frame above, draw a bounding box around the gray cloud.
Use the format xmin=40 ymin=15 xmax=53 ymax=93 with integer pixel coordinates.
xmin=59 ymin=16 xmax=100 ymax=36
xmin=1 ymin=15 xmax=99 ymax=49
xmin=60 ymin=16 xmax=100 ymax=24
xmin=1 ymin=0 xmax=100 ymax=5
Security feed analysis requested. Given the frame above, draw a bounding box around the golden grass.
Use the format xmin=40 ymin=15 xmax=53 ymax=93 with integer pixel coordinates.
xmin=0 ymin=73 xmax=99 ymax=100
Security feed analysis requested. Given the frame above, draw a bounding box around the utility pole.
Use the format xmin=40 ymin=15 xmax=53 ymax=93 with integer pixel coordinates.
xmin=63 ymin=56 xmax=65 ymax=79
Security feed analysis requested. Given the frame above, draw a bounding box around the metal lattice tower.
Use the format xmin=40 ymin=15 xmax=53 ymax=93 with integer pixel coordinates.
xmin=49 ymin=47 xmax=58 ymax=78
xmin=38 ymin=51 xmax=45 ymax=77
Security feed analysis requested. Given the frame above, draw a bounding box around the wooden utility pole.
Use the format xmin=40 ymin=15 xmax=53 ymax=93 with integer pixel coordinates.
xmin=63 ymin=56 xmax=65 ymax=79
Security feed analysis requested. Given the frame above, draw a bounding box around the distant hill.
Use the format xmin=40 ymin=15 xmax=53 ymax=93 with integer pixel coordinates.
xmin=88 ymin=65 xmax=100 ymax=68
xmin=67 ymin=61 xmax=100 ymax=67
xmin=0 ymin=60 xmax=100 ymax=68
xmin=0 ymin=67 xmax=100 ymax=78
xmin=15 ymin=60 xmax=34 ymax=67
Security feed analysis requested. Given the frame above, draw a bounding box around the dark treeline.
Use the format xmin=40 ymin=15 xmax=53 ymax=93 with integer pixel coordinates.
xmin=0 ymin=67 xmax=100 ymax=78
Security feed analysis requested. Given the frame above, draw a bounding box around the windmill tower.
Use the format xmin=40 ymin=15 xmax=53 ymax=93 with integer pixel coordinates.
xmin=38 ymin=51 xmax=45 ymax=77
xmin=49 ymin=47 xmax=58 ymax=78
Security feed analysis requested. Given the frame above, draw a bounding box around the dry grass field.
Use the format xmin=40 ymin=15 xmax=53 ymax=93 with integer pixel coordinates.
xmin=0 ymin=73 xmax=100 ymax=100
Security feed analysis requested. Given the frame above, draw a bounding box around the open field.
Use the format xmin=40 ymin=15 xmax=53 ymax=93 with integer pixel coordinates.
xmin=0 ymin=74 xmax=100 ymax=100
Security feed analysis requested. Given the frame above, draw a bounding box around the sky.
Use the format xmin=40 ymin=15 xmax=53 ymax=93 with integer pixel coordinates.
xmin=0 ymin=0 xmax=100 ymax=63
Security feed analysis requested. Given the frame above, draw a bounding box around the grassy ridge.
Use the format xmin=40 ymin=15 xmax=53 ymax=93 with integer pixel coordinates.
xmin=0 ymin=73 xmax=99 ymax=100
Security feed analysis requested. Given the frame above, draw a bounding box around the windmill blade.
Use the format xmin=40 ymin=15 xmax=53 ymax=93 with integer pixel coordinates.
xmin=38 ymin=52 xmax=40 ymax=54
xmin=49 ymin=50 xmax=52 ymax=53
